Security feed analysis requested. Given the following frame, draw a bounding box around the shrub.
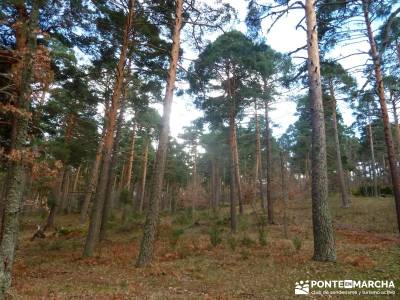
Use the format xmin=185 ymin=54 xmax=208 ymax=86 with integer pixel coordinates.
xmin=119 ymin=188 xmax=131 ymax=205
xmin=208 ymin=226 xmax=222 ymax=247
xmin=227 ymin=234 xmax=237 ymax=251
xmin=173 ymin=211 xmax=192 ymax=227
xmin=48 ymin=239 xmax=64 ymax=251
xmin=169 ymin=228 xmax=185 ymax=249
xmin=241 ymin=236 xmax=255 ymax=247
xmin=240 ymin=249 xmax=250 ymax=260
xmin=292 ymin=236 xmax=302 ymax=252
xmin=238 ymin=217 xmax=249 ymax=231
xmin=215 ymin=215 xmax=230 ymax=226
xmin=258 ymin=228 xmax=267 ymax=246
xmin=57 ymin=227 xmax=74 ymax=236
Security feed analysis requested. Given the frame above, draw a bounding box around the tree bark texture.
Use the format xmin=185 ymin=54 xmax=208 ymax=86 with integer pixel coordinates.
xmin=136 ymin=0 xmax=183 ymax=267
xmin=305 ymin=0 xmax=336 ymax=262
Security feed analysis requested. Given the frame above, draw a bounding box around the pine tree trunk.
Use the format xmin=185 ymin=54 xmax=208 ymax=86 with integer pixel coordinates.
xmin=136 ymin=0 xmax=183 ymax=267
xmin=68 ymin=165 xmax=81 ymax=213
xmin=255 ymin=104 xmax=266 ymax=212
xmin=229 ymin=107 xmax=238 ymax=232
xmin=233 ymin=129 xmax=243 ymax=215
xmin=124 ymin=122 xmax=136 ymax=191
xmin=225 ymin=74 xmax=243 ymax=215
xmin=138 ymin=139 xmax=149 ymax=213
xmin=190 ymin=142 xmax=198 ymax=216
xmin=211 ymin=160 xmax=216 ymax=211
xmin=59 ymin=168 xmax=70 ymax=213
xmin=363 ymin=0 xmax=400 ymax=232
xmin=280 ymin=151 xmax=289 ymax=239
xmin=42 ymin=169 xmax=65 ymax=231
xmin=215 ymin=162 xmax=221 ymax=208
xmin=368 ymin=123 xmax=378 ymax=197
xmin=391 ymin=92 xmax=400 ymax=158
xmin=83 ymin=0 xmax=135 ymax=257
xmin=80 ymin=127 xmax=106 ymax=224
xmin=328 ymin=82 xmax=350 ymax=207
xmin=211 ymin=159 xmax=220 ymax=212
xmin=305 ymin=0 xmax=336 ymax=262
xmin=264 ymin=101 xmax=275 ymax=224
xmin=99 ymin=90 xmax=127 ymax=241
xmin=0 ymin=2 xmax=38 ymax=296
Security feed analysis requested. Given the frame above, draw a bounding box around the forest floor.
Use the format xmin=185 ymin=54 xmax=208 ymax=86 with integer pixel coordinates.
xmin=10 ymin=195 xmax=400 ymax=299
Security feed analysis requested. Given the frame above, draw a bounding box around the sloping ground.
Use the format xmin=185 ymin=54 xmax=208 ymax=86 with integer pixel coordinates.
xmin=9 ymin=195 xmax=400 ymax=299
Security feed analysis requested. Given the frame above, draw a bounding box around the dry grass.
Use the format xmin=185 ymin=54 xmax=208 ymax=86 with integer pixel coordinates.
xmin=9 ymin=195 xmax=400 ymax=299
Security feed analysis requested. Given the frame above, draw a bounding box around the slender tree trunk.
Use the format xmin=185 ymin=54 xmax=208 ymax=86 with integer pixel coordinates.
xmin=254 ymin=109 xmax=260 ymax=184
xmin=68 ymin=165 xmax=81 ymax=213
xmin=363 ymin=0 xmax=400 ymax=231
xmin=229 ymin=108 xmax=238 ymax=232
xmin=305 ymin=0 xmax=336 ymax=262
xmin=280 ymin=151 xmax=289 ymax=239
xmin=80 ymin=127 xmax=106 ymax=224
xmin=391 ymin=92 xmax=400 ymax=158
xmin=83 ymin=0 xmax=135 ymax=257
xmin=255 ymin=103 xmax=266 ymax=212
xmin=328 ymin=82 xmax=350 ymax=207
xmin=225 ymin=73 xmax=243 ymax=215
xmin=136 ymin=0 xmax=183 ymax=267
xmin=124 ymin=122 xmax=136 ymax=191
xmin=305 ymin=151 xmax=309 ymax=182
xmin=211 ymin=160 xmax=216 ymax=211
xmin=99 ymin=90 xmax=127 ymax=241
xmin=215 ymin=162 xmax=221 ymax=208
xmin=368 ymin=123 xmax=378 ymax=197
xmin=233 ymin=129 xmax=243 ymax=214
xmin=59 ymin=168 xmax=71 ymax=213
xmin=211 ymin=159 xmax=220 ymax=211
xmin=190 ymin=142 xmax=198 ymax=216
xmin=0 ymin=2 xmax=38 ymax=296
xmin=41 ymin=169 xmax=65 ymax=232
xmin=139 ymin=139 xmax=149 ymax=213
xmin=264 ymin=101 xmax=275 ymax=224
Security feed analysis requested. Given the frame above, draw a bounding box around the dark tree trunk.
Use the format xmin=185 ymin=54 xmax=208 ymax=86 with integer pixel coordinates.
xmin=264 ymin=101 xmax=275 ymax=224
xmin=391 ymin=92 xmax=400 ymax=159
xmin=211 ymin=159 xmax=220 ymax=212
xmin=215 ymin=162 xmax=221 ymax=208
xmin=228 ymin=107 xmax=238 ymax=232
xmin=363 ymin=0 xmax=400 ymax=232
xmin=136 ymin=0 xmax=183 ymax=267
xmin=367 ymin=123 xmax=378 ymax=197
xmin=59 ymin=168 xmax=71 ymax=213
xmin=124 ymin=122 xmax=136 ymax=191
xmin=255 ymin=104 xmax=266 ymax=212
xmin=211 ymin=160 xmax=216 ymax=211
xmin=138 ymin=138 xmax=149 ymax=213
xmin=80 ymin=99 xmax=110 ymax=224
xmin=280 ymin=151 xmax=289 ymax=239
xmin=68 ymin=165 xmax=81 ymax=213
xmin=305 ymin=0 xmax=336 ymax=262
xmin=99 ymin=90 xmax=127 ymax=241
xmin=328 ymin=82 xmax=350 ymax=207
xmin=80 ymin=128 xmax=105 ymax=224
xmin=233 ymin=126 xmax=243 ymax=215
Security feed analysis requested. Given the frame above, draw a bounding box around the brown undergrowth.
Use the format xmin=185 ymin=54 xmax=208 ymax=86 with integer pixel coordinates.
xmin=9 ymin=195 xmax=400 ymax=299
